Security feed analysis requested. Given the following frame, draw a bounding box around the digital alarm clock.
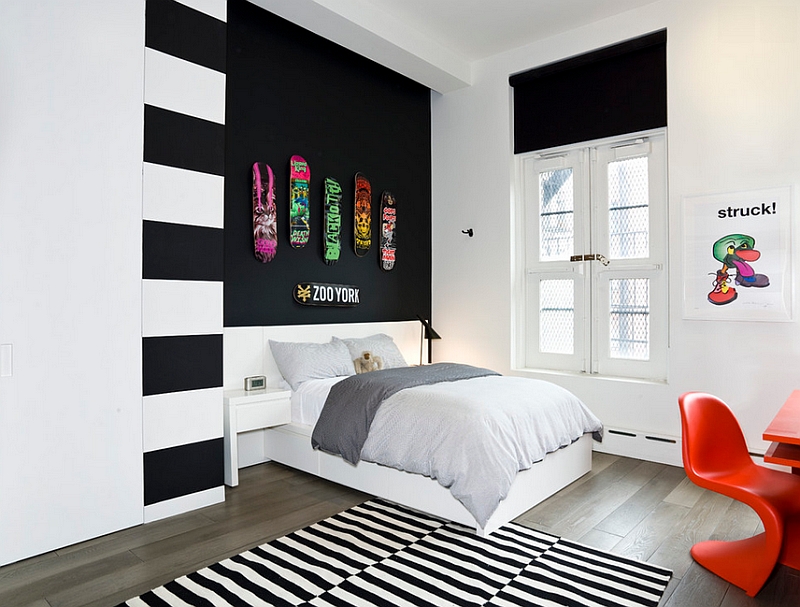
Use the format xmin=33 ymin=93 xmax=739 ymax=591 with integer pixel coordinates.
xmin=244 ymin=375 xmax=266 ymax=391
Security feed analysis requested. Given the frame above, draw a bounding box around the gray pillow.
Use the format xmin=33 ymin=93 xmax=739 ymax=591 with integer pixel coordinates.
xmin=268 ymin=339 xmax=355 ymax=390
xmin=333 ymin=334 xmax=408 ymax=369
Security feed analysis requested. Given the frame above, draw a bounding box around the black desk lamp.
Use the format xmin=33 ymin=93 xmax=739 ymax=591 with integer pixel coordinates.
xmin=416 ymin=315 xmax=441 ymax=365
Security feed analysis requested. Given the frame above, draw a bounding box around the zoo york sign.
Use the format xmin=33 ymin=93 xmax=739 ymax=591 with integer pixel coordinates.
xmin=293 ymin=282 xmax=360 ymax=307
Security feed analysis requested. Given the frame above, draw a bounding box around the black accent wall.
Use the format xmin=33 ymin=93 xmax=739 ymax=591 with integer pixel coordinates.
xmin=224 ymin=0 xmax=432 ymax=327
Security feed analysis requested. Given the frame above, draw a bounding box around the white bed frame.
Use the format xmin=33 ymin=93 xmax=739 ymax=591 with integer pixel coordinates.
xmin=224 ymin=321 xmax=593 ymax=535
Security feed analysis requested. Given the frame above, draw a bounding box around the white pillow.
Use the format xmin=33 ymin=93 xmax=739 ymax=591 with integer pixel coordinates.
xmin=333 ymin=334 xmax=408 ymax=369
xmin=268 ymin=339 xmax=355 ymax=391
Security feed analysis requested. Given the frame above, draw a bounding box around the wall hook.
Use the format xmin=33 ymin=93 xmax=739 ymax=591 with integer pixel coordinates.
xmin=462 ymin=229 xmax=474 ymax=237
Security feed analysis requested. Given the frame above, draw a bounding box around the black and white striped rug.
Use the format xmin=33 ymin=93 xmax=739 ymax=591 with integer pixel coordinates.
xmin=118 ymin=499 xmax=672 ymax=606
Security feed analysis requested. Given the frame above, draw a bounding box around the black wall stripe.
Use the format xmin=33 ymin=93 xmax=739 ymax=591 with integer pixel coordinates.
xmin=144 ymin=105 xmax=226 ymax=176
xmin=145 ymin=0 xmax=226 ymax=73
xmin=143 ymin=220 xmax=224 ymax=281
xmin=510 ymin=30 xmax=667 ymax=153
xmin=144 ymin=438 xmax=224 ymax=505
xmin=143 ymin=334 xmax=223 ymax=396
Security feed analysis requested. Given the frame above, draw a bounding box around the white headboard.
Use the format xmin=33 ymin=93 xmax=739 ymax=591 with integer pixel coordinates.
xmin=224 ymin=321 xmax=422 ymax=391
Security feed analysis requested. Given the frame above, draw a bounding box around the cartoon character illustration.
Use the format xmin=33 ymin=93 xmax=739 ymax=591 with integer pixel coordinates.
xmin=354 ymin=173 xmax=372 ymax=257
xmin=708 ymin=269 xmax=736 ymax=305
xmin=252 ymin=163 xmax=277 ymax=262
xmin=355 ymin=198 xmax=370 ymax=239
xmin=707 ymin=234 xmax=769 ymax=305
xmin=382 ymin=217 xmax=395 ymax=246
xmin=289 ymin=156 xmax=310 ymax=248
xmin=379 ymin=191 xmax=396 ymax=271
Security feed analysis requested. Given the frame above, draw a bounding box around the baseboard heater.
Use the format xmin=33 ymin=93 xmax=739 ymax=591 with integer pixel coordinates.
xmin=594 ymin=428 xmax=682 ymax=466
xmin=607 ymin=429 xmax=677 ymax=443
xmin=597 ymin=429 xmax=770 ymax=469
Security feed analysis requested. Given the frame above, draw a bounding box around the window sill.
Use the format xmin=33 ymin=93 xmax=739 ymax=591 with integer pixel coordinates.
xmin=509 ymin=366 xmax=668 ymax=386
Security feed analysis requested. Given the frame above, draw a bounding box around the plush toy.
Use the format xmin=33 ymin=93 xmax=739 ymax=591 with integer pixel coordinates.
xmin=354 ymin=350 xmax=383 ymax=374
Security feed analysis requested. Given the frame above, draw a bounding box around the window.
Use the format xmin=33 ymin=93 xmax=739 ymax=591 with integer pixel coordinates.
xmin=516 ymin=130 xmax=667 ymax=380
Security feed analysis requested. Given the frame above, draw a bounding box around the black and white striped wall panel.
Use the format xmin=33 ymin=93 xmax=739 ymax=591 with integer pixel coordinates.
xmin=142 ymin=0 xmax=227 ymax=523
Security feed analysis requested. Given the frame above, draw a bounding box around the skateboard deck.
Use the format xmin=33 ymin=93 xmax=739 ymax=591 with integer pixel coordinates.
xmin=379 ymin=190 xmax=396 ymax=271
xmin=323 ymin=177 xmax=343 ymax=265
xmin=252 ymin=162 xmax=277 ymax=262
xmin=354 ymin=172 xmax=372 ymax=257
xmin=289 ymin=155 xmax=310 ymax=248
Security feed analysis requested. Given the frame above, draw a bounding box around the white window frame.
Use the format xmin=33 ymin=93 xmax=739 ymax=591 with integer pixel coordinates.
xmin=514 ymin=129 xmax=668 ymax=381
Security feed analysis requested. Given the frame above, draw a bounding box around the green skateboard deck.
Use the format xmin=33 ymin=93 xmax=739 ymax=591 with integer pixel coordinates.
xmin=323 ymin=178 xmax=343 ymax=265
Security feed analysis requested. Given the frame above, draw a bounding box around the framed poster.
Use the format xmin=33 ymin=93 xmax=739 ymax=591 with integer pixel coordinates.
xmin=683 ymin=187 xmax=792 ymax=321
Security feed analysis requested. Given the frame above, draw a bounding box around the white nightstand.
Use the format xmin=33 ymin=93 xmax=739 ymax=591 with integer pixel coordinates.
xmin=223 ymin=388 xmax=291 ymax=486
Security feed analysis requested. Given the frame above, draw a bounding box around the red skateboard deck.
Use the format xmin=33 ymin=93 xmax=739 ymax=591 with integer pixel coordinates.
xmin=354 ymin=172 xmax=372 ymax=257
xmin=252 ymin=162 xmax=277 ymax=262
xmin=379 ymin=190 xmax=396 ymax=271
xmin=289 ymin=155 xmax=310 ymax=248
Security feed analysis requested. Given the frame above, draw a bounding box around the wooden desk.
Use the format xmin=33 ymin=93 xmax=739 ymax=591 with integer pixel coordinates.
xmin=763 ymin=390 xmax=800 ymax=473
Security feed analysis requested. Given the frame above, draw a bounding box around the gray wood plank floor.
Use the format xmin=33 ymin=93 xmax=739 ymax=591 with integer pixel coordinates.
xmin=2 ymin=453 xmax=798 ymax=607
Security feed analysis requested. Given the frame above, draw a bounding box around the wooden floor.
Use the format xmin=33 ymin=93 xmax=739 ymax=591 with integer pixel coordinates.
xmin=2 ymin=453 xmax=799 ymax=607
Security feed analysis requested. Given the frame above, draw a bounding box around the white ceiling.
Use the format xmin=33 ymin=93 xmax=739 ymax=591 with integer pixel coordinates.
xmin=361 ymin=0 xmax=661 ymax=61
xmin=250 ymin=0 xmax=661 ymax=92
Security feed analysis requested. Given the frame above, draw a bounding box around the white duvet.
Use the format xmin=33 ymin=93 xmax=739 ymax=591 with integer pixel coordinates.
xmin=294 ymin=375 xmax=603 ymax=526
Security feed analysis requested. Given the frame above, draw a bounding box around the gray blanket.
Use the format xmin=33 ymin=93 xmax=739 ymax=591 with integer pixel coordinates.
xmin=311 ymin=363 xmax=499 ymax=464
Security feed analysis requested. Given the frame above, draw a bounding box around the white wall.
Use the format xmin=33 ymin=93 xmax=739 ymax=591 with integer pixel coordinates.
xmin=0 ymin=0 xmax=145 ymax=565
xmin=431 ymin=0 xmax=800 ymax=456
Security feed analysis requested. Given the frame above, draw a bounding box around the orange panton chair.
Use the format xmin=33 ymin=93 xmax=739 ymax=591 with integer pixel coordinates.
xmin=679 ymin=392 xmax=800 ymax=596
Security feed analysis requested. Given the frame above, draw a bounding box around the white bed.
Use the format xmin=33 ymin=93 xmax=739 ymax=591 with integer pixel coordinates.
xmin=223 ymin=320 xmax=598 ymax=536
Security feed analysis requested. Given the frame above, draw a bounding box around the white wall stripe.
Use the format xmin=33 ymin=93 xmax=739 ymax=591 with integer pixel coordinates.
xmin=144 ymin=486 xmax=225 ymax=523
xmin=143 ymin=387 xmax=223 ymax=452
xmin=175 ymin=0 xmax=227 ymax=23
xmin=142 ymin=279 xmax=223 ymax=337
xmin=143 ymin=162 xmax=225 ymax=229
xmin=144 ymin=48 xmax=226 ymax=125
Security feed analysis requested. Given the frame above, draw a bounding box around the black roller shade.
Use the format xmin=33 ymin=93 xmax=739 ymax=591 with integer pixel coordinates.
xmin=510 ymin=30 xmax=667 ymax=153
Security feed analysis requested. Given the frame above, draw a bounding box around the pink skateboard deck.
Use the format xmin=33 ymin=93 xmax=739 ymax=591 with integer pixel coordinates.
xmin=252 ymin=162 xmax=277 ymax=262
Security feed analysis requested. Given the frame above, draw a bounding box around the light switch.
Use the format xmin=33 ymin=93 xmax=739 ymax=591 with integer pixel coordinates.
xmin=1 ymin=344 xmax=12 ymax=377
